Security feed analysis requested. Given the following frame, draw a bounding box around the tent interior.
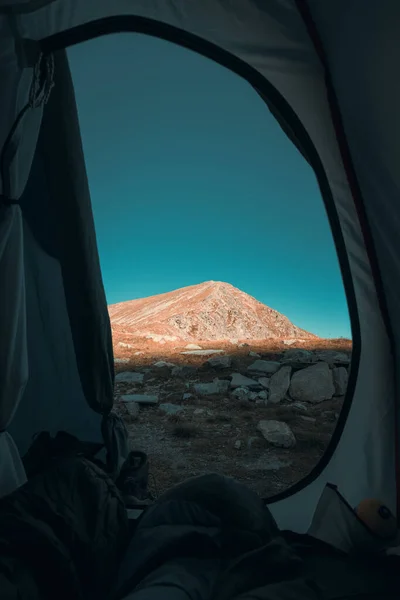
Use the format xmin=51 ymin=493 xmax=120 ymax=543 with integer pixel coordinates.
xmin=1 ymin=1 xmax=400 ymax=599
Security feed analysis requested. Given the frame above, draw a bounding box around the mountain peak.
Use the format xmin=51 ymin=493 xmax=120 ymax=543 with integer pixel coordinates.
xmin=109 ymin=281 xmax=316 ymax=343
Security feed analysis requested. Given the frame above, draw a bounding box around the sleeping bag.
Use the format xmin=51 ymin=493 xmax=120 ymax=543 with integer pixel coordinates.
xmin=113 ymin=474 xmax=400 ymax=600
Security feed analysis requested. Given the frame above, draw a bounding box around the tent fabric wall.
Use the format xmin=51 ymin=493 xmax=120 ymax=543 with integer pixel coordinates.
xmin=8 ymin=221 xmax=103 ymax=456
xmin=0 ymin=1 xmax=397 ymax=530
xmin=0 ymin=12 xmax=114 ymax=492
xmin=0 ymin=13 xmax=45 ymax=497
xmin=7 ymin=134 xmax=103 ymax=455
xmin=33 ymin=49 xmax=115 ymax=415
xmin=8 ymin=48 xmax=118 ymax=458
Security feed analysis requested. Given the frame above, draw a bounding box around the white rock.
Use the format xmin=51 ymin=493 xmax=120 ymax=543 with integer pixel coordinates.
xmin=268 ymin=366 xmax=292 ymax=404
xmin=121 ymin=394 xmax=159 ymax=405
xmin=194 ymin=408 xmax=206 ymax=416
xmin=299 ymin=415 xmax=316 ymax=423
xmin=207 ymin=355 xmax=232 ymax=369
xmin=232 ymin=387 xmax=251 ymax=400
xmin=193 ymin=379 xmax=230 ymax=396
xmin=247 ymin=360 xmax=281 ymax=375
xmin=159 ymin=403 xmax=184 ymax=415
xmin=153 ymin=361 xmax=176 ymax=368
xmin=234 ymin=440 xmax=242 ymax=450
xmin=118 ymin=342 xmax=134 ymax=349
xmin=181 ymin=349 xmax=224 ymax=356
xmin=185 ymin=343 xmax=202 ymax=350
xmin=115 ymin=372 xmax=144 ymax=384
xmin=258 ymin=377 xmax=270 ymax=389
xmin=291 ymin=401 xmax=308 ymax=412
xmin=258 ymin=391 xmax=269 ymax=401
xmin=282 ymin=349 xmax=314 ymax=363
xmin=257 ymin=420 xmax=296 ymax=448
xmin=283 ymin=339 xmax=297 ymax=346
xmin=125 ymin=402 xmax=140 ymax=418
xmin=289 ymin=362 xmax=335 ymax=403
xmin=114 ymin=358 xmax=129 ymax=364
xmin=146 ymin=333 xmax=178 ymax=343
xmin=134 ymin=351 xmax=144 ymax=356
xmin=333 ymin=367 xmax=348 ymax=396
xmin=230 ymin=373 xmax=261 ymax=390
xmin=249 ymin=351 xmax=261 ymax=358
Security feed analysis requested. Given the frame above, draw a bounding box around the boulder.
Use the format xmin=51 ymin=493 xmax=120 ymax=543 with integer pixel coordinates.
xmin=282 ymin=349 xmax=314 ymax=363
xmin=120 ymin=394 xmax=159 ymax=405
xmin=258 ymin=391 xmax=269 ymax=401
xmin=207 ymin=355 xmax=232 ymax=369
xmin=153 ymin=361 xmax=176 ymax=368
xmin=230 ymin=373 xmax=261 ymax=390
xmin=247 ymin=360 xmax=281 ymax=375
xmin=232 ymin=387 xmax=251 ymax=400
xmin=285 ymin=361 xmax=316 ymax=372
xmin=171 ymin=365 xmax=197 ymax=379
xmin=183 ymin=393 xmax=193 ymax=400
xmin=289 ymin=362 xmax=334 ymax=403
xmin=234 ymin=440 xmax=242 ymax=450
xmin=333 ymin=367 xmax=348 ymax=396
xmin=316 ymin=350 xmax=351 ymax=366
xmin=249 ymin=351 xmax=261 ymax=358
xmin=159 ymin=403 xmax=184 ymax=415
xmin=193 ymin=379 xmax=230 ymax=396
xmin=258 ymin=377 xmax=270 ymax=389
xmin=257 ymin=420 xmax=296 ymax=448
xmin=268 ymin=366 xmax=292 ymax=404
xmin=249 ymin=392 xmax=259 ymax=401
xmin=115 ymin=372 xmax=144 ymax=384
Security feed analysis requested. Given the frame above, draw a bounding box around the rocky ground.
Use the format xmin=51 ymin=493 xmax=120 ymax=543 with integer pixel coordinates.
xmin=113 ymin=338 xmax=352 ymax=499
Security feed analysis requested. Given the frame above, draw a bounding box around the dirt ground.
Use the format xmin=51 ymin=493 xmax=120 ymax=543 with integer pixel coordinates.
xmin=113 ymin=338 xmax=351 ymax=499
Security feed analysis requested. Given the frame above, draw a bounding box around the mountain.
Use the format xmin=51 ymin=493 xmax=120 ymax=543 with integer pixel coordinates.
xmin=108 ymin=281 xmax=317 ymax=343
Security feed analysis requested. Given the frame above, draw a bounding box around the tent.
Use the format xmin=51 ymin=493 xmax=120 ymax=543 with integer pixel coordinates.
xmin=0 ymin=0 xmax=399 ymax=535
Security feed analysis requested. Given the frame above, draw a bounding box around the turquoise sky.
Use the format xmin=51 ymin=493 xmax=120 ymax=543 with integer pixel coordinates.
xmin=68 ymin=34 xmax=351 ymax=339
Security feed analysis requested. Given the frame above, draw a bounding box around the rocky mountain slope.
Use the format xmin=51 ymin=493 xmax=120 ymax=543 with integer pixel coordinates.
xmin=109 ymin=281 xmax=317 ymax=343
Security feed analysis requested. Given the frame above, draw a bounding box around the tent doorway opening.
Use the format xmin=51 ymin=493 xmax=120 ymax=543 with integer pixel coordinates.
xmin=67 ymin=32 xmax=352 ymax=500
